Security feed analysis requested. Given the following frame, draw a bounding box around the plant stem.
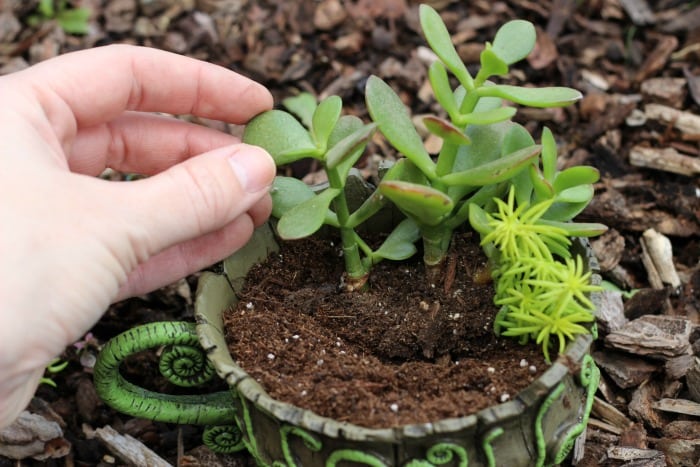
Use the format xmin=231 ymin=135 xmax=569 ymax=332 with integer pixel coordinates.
xmin=327 ymin=168 xmax=368 ymax=286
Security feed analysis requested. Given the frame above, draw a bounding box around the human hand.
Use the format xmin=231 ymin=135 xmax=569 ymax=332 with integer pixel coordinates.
xmin=0 ymin=45 xmax=276 ymax=427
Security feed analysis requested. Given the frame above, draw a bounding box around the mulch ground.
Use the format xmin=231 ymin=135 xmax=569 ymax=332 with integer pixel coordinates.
xmin=1 ymin=0 xmax=699 ymax=466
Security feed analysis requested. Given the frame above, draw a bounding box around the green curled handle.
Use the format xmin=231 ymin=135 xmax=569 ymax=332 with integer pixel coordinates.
xmin=93 ymin=321 xmax=235 ymax=426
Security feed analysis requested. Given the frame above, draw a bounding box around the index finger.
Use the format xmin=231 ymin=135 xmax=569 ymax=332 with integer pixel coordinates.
xmin=16 ymin=44 xmax=272 ymax=128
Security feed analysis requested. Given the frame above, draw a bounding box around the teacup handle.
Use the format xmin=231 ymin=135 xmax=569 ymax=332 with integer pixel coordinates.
xmin=93 ymin=321 xmax=243 ymax=453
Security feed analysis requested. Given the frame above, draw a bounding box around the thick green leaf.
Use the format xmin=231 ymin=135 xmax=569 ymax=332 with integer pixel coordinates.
xmin=243 ymin=110 xmax=319 ymax=164
xmin=458 ymin=106 xmax=516 ymax=126
xmin=270 ymin=176 xmax=316 ymax=218
xmin=328 ymin=115 xmax=363 ymax=148
xmin=529 ymin=164 xmax=554 ymax=202
xmin=419 ymin=4 xmax=474 ymax=89
xmin=379 ymin=181 xmax=454 ymax=226
xmin=446 ymin=183 xmax=506 ymax=229
xmin=553 ymin=166 xmax=600 ymax=192
xmin=479 ymin=46 xmax=509 ymax=78
xmin=501 ymin=123 xmax=535 ymax=155
xmin=373 ymin=219 xmax=420 ymax=261
xmin=491 ymin=20 xmax=536 ymax=65
xmin=543 ymin=200 xmax=590 ymax=222
xmin=468 ymin=203 xmax=492 ymax=235
xmin=428 ymin=61 xmax=459 ymax=120
xmin=282 ymin=93 xmax=317 ymax=128
xmin=540 ymin=127 xmax=557 ymax=182
xmin=423 ymin=116 xmax=471 ymax=146
xmin=277 ymin=188 xmax=341 ymax=240
xmin=441 ymin=145 xmax=541 ymax=186
xmin=381 ymin=158 xmax=429 ymax=185
xmin=365 ymin=75 xmax=436 ymax=177
xmin=346 ymin=189 xmax=388 ymax=228
xmin=312 ymin=96 xmax=342 ymax=148
xmin=476 ymin=85 xmax=583 ymax=108
xmin=555 ymin=185 xmax=594 ymax=204
xmin=326 ymin=123 xmax=376 ymax=169
xmin=330 ymin=116 xmax=368 ymax=180
xmin=452 ymin=120 xmax=513 ymax=173
xmin=501 ymin=124 xmax=536 ymax=205
xmin=538 ymin=220 xmax=608 ymax=237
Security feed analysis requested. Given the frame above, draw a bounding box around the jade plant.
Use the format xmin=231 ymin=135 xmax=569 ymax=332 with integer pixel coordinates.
xmin=244 ymin=4 xmax=606 ymax=360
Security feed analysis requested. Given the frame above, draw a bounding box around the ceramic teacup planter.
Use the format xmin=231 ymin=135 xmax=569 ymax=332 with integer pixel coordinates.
xmin=95 ymin=6 xmax=605 ymax=465
xmin=93 ymin=223 xmax=601 ymax=467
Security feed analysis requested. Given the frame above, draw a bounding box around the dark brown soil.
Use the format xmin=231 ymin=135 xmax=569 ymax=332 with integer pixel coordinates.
xmin=222 ymin=231 xmax=547 ymax=428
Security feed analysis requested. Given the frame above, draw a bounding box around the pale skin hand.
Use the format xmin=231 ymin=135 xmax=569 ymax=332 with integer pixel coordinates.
xmin=0 ymin=45 xmax=276 ymax=428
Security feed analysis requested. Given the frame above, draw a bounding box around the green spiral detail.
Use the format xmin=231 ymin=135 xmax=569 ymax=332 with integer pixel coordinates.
xmin=93 ymin=321 xmax=234 ymax=426
xmin=482 ymin=427 xmax=504 ymax=466
xmin=326 ymin=449 xmax=387 ymax=466
xmin=534 ymin=382 xmax=566 ymax=467
xmin=203 ymin=425 xmax=246 ymax=454
xmin=279 ymin=425 xmax=322 ymax=466
xmin=553 ymin=355 xmax=600 ymax=464
xmin=159 ymin=343 xmax=215 ymax=387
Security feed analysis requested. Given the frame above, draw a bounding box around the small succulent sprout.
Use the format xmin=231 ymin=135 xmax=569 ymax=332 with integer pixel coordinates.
xmin=244 ymin=93 xmax=419 ymax=289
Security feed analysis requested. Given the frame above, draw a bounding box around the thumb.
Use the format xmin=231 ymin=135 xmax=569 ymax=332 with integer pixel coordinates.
xmin=119 ymin=143 xmax=275 ymax=257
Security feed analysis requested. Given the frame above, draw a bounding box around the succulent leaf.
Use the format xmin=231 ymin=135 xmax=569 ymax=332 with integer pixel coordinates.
xmin=312 ymin=95 xmax=342 ymax=148
xmin=441 ymin=145 xmax=541 ymax=187
xmin=379 ymin=181 xmax=454 ymax=227
xmin=366 ymin=76 xmax=436 ymax=177
xmin=476 ymin=85 xmax=583 ymax=108
xmin=419 ymin=4 xmax=474 ymax=89
xmin=277 ymin=188 xmax=341 ymax=240
xmin=270 ymin=176 xmax=316 ymax=218
xmin=423 ymin=116 xmax=471 ymax=146
xmin=243 ymin=110 xmax=319 ymax=164
xmin=282 ymin=93 xmax=317 ymax=128
xmin=491 ymin=20 xmax=536 ymax=65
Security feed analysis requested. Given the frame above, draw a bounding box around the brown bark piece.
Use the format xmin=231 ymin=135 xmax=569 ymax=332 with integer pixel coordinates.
xmin=593 ymin=350 xmax=657 ymax=389
xmin=92 ymin=425 xmax=172 ymax=467
xmin=605 ymin=315 xmax=692 ymax=359
xmin=0 ymin=411 xmax=69 ymax=460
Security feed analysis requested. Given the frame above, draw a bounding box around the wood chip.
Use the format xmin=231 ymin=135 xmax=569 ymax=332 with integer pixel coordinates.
xmin=592 ymin=396 xmax=634 ymax=431
xmin=640 ymin=228 xmax=681 ymax=290
xmin=683 ymin=67 xmax=700 ymax=107
xmin=629 ymin=145 xmax=700 ymax=176
xmin=652 ymin=398 xmax=700 ymax=417
xmin=591 ymin=229 xmax=625 ymax=273
xmin=605 ymin=315 xmax=692 ymax=359
xmin=634 ymin=35 xmax=678 ymax=83
xmin=640 ymin=77 xmax=687 ymax=108
xmin=665 ymin=354 xmax=696 ymax=381
xmin=687 ymin=357 xmax=700 ymax=403
xmin=644 ymin=103 xmax=700 ymax=139
xmin=629 ymin=381 xmax=673 ymax=430
xmin=314 ymin=0 xmax=347 ymax=31
xmin=0 ymin=411 xmax=69 ymax=460
xmin=593 ymin=350 xmax=657 ymax=389
xmin=619 ymin=0 xmax=655 ymax=25
xmin=92 ymin=425 xmax=172 ymax=467
xmin=606 ymin=446 xmax=665 ymax=461
xmin=656 ymin=438 xmax=700 ymax=467
xmin=595 ymin=290 xmax=627 ymax=334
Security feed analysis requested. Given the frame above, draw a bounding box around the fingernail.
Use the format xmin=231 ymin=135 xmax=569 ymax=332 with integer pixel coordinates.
xmin=228 ymin=145 xmax=275 ymax=193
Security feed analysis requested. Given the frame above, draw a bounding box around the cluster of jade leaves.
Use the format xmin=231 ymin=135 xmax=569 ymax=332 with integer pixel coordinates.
xmin=243 ymin=5 xmax=606 ymax=362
